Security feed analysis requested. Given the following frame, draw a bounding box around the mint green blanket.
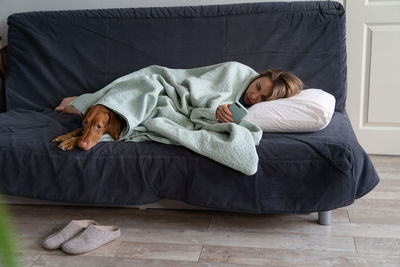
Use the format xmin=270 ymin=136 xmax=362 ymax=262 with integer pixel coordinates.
xmin=72 ymin=61 xmax=262 ymax=175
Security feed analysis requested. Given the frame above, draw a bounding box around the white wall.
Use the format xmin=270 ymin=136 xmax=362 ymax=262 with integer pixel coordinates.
xmin=0 ymin=0 xmax=342 ymax=44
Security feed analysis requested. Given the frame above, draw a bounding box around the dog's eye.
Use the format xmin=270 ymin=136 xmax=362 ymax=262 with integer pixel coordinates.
xmin=96 ymin=125 xmax=103 ymax=129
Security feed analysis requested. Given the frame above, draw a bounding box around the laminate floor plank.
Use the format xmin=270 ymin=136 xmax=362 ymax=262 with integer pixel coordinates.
xmin=208 ymin=214 xmax=400 ymax=239
xmin=354 ymin=237 xmax=400 ymax=256
xmin=85 ymin=241 xmax=203 ymax=261
xmin=348 ymin=209 xmax=400 ymax=224
xmin=199 ymin=245 xmax=400 ymax=266
xmin=32 ymin=254 xmax=249 ymax=267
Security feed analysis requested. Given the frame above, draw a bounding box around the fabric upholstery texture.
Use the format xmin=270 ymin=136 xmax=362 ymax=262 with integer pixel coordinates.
xmin=6 ymin=1 xmax=347 ymax=112
xmin=0 ymin=1 xmax=379 ymax=213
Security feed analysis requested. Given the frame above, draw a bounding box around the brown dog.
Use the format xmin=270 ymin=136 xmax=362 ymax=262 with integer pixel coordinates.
xmin=53 ymin=105 xmax=124 ymax=151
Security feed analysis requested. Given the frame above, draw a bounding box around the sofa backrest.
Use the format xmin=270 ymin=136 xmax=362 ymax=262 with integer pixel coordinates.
xmin=5 ymin=1 xmax=346 ymax=112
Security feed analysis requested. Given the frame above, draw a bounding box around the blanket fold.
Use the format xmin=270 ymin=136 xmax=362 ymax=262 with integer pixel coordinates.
xmin=72 ymin=61 xmax=262 ymax=175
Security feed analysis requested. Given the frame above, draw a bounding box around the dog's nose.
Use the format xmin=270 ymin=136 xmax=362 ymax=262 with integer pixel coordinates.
xmin=78 ymin=141 xmax=89 ymax=150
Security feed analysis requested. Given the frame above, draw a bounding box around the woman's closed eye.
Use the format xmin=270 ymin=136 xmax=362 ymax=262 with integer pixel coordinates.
xmin=257 ymin=83 xmax=268 ymax=101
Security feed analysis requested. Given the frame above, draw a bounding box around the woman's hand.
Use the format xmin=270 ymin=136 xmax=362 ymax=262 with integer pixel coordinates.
xmin=216 ymin=104 xmax=233 ymax=123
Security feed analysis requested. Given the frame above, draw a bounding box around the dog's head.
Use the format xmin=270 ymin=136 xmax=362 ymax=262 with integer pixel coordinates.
xmin=78 ymin=105 xmax=124 ymax=150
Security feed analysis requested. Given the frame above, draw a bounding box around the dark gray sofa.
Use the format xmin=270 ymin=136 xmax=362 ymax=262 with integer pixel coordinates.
xmin=0 ymin=1 xmax=379 ymax=225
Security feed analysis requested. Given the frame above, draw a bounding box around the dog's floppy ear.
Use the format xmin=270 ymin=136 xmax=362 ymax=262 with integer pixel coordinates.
xmin=107 ymin=111 xmax=123 ymax=141
xmin=83 ymin=106 xmax=94 ymax=119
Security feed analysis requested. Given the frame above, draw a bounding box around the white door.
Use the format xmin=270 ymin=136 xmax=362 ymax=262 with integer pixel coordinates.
xmin=346 ymin=0 xmax=400 ymax=155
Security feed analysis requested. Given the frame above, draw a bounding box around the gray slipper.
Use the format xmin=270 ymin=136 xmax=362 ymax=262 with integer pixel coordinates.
xmin=42 ymin=220 xmax=98 ymax=250
xmin=61 ymin=224 xmax=121 ymax=254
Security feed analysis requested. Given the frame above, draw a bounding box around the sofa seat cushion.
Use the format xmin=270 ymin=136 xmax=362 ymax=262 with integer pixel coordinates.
xmin=0 ymin=109 xmax=378 ymax=213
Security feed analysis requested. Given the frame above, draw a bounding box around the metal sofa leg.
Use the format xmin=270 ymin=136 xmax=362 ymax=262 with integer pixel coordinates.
xmin=318 ymin=210 xmax=332 ymax=225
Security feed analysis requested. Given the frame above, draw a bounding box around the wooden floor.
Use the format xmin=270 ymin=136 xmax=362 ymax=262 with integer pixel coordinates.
xmin=4 ymin=155 xmax=400 ymax=266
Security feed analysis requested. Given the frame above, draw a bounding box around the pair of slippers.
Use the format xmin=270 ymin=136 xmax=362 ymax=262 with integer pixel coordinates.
xmin=42 ymin=220 xmax=121 ymax=254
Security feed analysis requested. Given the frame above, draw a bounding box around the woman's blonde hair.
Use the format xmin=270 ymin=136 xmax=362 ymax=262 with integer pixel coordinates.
xmin=250 ymin=69 xmax=304 ymax=101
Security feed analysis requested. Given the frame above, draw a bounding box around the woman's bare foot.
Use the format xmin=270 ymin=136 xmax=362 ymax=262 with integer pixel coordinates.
xmin=55 ymin=96 xmax=81 ymax=116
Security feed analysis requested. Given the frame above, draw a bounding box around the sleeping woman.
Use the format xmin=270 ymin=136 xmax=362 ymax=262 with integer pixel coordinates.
xmin=56 ymin=65 xmax=304 ymax=122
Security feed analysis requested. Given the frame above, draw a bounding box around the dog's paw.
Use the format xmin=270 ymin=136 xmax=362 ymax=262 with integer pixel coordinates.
xmin=52 ymin=128 xmax=82 ymax=143
xmin=52 ymin=135 xmax=66 ymax=143
xmin=53 ymin=133 xmax=75 ymax=143
xmin=57 ymin=137 xmax=79 ymax=151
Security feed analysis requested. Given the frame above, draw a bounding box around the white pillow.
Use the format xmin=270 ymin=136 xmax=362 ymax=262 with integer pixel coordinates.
xmin=244 ymin=89 xmax=336 ymax=132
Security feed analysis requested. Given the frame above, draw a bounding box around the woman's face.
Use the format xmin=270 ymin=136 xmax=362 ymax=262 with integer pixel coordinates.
xmin=244 ymin=76 xmax=273 ymax=106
